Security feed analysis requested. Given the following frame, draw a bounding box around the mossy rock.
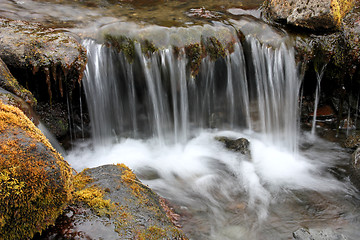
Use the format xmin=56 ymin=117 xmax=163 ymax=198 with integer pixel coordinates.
xmin=0 ymin=18 xmax=87 ymax=103
xmin=36 ymin=164 xmax=187 ymax=239
xmin=0 ymin=87 xmax=39 ymax=126
xmin=0 ymin=57 xmax=36 ymax=107
xmin=0 ymin=101 xmax=73 ymax=240
xmin=263 ymin=0 xmax=355 ymax=31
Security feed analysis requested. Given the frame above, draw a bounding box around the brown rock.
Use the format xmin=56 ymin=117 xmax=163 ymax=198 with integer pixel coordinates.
xmin=0 ymin=57 xmax=36 ymax=107
xmin=264 ymin=0 xmax=355 ymax=31
xmin=0 ymin=18 xmax=87 ymax=102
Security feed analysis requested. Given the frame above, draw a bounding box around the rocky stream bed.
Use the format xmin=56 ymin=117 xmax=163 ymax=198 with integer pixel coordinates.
xmin=1 ymin=0 xmax=360 ymax=239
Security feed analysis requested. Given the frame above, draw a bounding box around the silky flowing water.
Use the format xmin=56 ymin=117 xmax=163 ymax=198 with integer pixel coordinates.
xmin=67 ymin=36 xmax=360 ymax=239
xmin=2 ymin=0 xmax=360 ymax=239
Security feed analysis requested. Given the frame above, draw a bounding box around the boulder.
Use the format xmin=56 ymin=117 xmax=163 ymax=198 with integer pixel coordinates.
xmin=263 ymin=0 xmax=355 ymax=31
xmin=35 ymin=164 xmax=187 ymax=239
xmin=0 ymin=101 xmax=73 ymax=240
xmin=0 ymin=18 xmax=87 ymax=102
xmin=293 ymin=228 xmax=347 ymax=240
xmin=215 ymin=136 xmax=251 ymax=156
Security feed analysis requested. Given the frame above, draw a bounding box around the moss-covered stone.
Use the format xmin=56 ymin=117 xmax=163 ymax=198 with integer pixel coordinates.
xmin=263 ymin=0 xmax=355 ymax=31
xmin=184 ymin=43 xmax=203 ymax=76
xmin=0 ymin=88 xmax=39 ymax=126
xmin=104 ymin=34 xmax=136 ymax=62
xmin=0 ymin=57 xmax=36 ymax=107
xmin=330 ymin=0 xmax=355 ymax=26
xmin=38 ymin=164 xmax=187 ymax=239
xmin=0 ymin=100 xmax=73 ymax=240
xmin=101 ymin=23 xmax=237 ymax=76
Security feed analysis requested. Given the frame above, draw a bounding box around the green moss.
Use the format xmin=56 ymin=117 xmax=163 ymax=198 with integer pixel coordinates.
xmin=0 ymin=59 xmax=37 ymax=107
xmin=185 ymin=43 xmax=203 ymax=76
xmin=104 ymin=34 xmax=136 ymax=62
xmin=203 ymin=36 xmax=226 ymax=61
xmin=141 ymin=39 xmax=158 ymax=57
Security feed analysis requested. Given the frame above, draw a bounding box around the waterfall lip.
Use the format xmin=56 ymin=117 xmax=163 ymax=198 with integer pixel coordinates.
xmin=97 ymin=21 xmax=239 ymax=49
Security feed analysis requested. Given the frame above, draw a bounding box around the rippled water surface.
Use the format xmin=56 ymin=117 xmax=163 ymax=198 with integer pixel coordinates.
xmin=0 ymin=0 xmax=263 ymax=29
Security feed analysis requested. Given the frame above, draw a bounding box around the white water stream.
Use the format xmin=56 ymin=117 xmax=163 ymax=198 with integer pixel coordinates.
xmin=67 ymin=36 xmax=360 ymax=239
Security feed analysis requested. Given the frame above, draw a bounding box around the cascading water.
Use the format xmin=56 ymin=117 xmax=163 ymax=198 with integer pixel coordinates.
xmin=82 ymin=36 xmax=300 ymax=150
xmin=68 ymin=32 xmax=360 ymax=239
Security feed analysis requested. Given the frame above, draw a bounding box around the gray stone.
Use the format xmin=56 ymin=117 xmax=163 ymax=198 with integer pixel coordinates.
xmin=293 ymin=228 xmax=347 ymax=240
xmin=215 ymin=136 xmax=251 ymax=156
xmin=36 ymin=164 xmax=186 ymax=239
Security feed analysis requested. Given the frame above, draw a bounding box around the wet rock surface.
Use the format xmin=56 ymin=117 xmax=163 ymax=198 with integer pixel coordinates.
xmin=0 ymin=101 xmax=73 ymax=240
xmin=0 ymin=18 xmax=87 ymax=103
xmin=35 ymin=164 xmax=187 ymax=240
xmin=351 ymin=147 xmax=360 ymax=170
xmin=215 ymin=136 xmax=251 ymax=156
xmin=349 ymin=146 xmax=360 ymax=188
xmin=293 ymin=228 xmax=347 ymax=240
xmin=0 ymin=87 xmax=39 ymax=125
xmin=36 ymin=102 xmax=69 ymax=139
xmin=344 ymin=133 xmax=360 ymax=149
xmin=0 ymin=57 xmax=36 ymax=107
xmin=263 ymin=0 xmax=354 ymax=31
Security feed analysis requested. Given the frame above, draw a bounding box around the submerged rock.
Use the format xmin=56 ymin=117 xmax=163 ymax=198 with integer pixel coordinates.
xmin=36 ymin=164 xmax=187 ymax=239
xmin=215 ymin=136 xmax=251 ymax=156
xmin=263 ymin=0 xmax=355 ymax=31
xmin=293 ymin=228 xmax=347 ymax=240
xmin=0 ymin=101 xmax=73 ymax=240
xmin=0 ymin=18 xmax=87 ymax=103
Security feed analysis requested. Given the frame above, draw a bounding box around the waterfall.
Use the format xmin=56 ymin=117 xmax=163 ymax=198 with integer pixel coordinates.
xmin=248 ymin=36 xmax=300 ymax=152
xmin=68 ymin=34 xmax=360 ymax=240
xmin=82 ymin=35 xmax=300 ymax=151
xmin=311 ymin=64 xmax=326 ymax=136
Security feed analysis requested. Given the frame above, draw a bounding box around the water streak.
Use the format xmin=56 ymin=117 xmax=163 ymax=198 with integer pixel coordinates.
xmin=82 ymin=36 xmax=300 ymax=152
xmin=311 ymin=64 xmax=326 ymax=136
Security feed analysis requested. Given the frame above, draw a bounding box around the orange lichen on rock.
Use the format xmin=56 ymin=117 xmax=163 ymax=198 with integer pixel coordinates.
xmin=0 ymin=100 xmax=73 ymax=240
xmin=331 ymin=0 xmax=355 ymax=26
xmin=118 ymin=163 xmax=148 ymax=200
xmin=73 ymin=170 xmax=114 ymax=217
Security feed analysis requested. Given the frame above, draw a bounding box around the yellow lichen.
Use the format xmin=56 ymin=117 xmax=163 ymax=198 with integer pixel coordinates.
xmin=136 ymin=225 xmax=167 ymax=240
xmin=119 ymin=163 xmax=147 ymax=200
xmin=74 ymin=186 xmax=112 ymax=215
xmin=73 ymin=168 xmax=92 ymax=190
xmin=331 ymin=0 xmax=355 ymax=26
xmin=0 ymin=100 xmax=73 ymax=240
